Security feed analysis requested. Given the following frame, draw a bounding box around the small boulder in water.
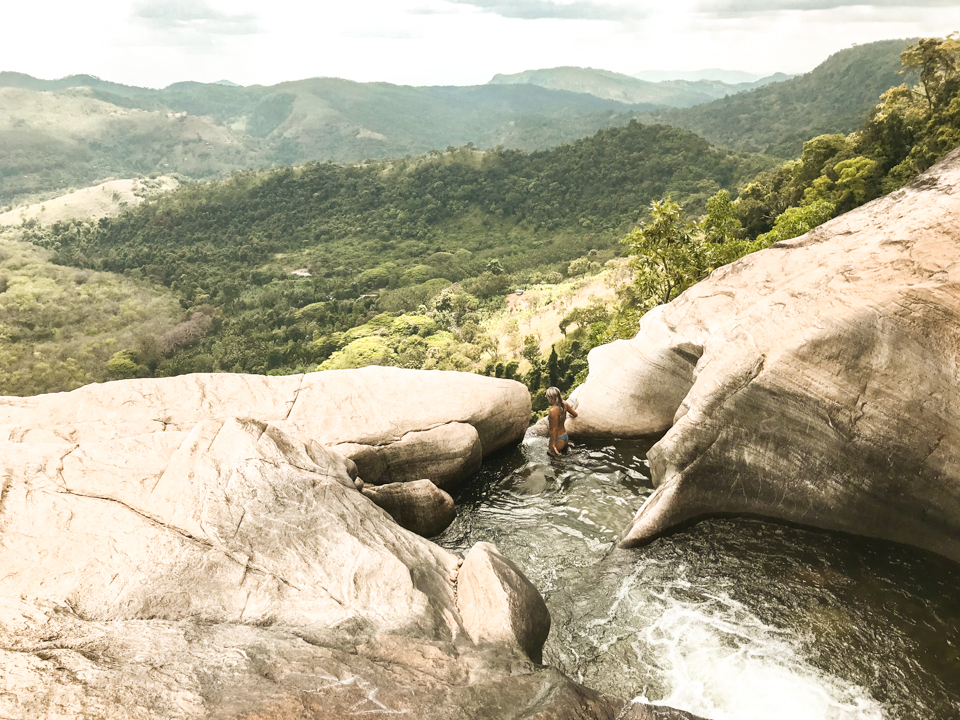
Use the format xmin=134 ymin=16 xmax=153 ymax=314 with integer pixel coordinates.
xmin=457 ymin=542 xmax=551 ymax=663
xmin=363 ymin=479 xmax=456 ymax=537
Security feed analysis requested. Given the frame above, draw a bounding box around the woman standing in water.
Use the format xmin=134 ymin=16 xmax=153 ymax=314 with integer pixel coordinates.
xmin=547 ymin=386 xmax=578 ymax=457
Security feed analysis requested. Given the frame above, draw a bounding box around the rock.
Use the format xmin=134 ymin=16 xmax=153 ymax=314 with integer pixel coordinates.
xmin=335 ymin=421 xmax=483 ymax=489
xmin=620 ymin=703 xmax=709 ymax=720
xmin=0 ymin=366 xmax=530 ymax=489
xmin=571 ymin=148 xmax=960 ymax=563
xmin=0 ymin=607 xmax=678 ymax=719
xmin=569 ymin=328 xmax=700 ymax=438
xmin=0 ymin=416 xmax=460 ymax=636
xmin=457 ymin=542 xmax=551 ymax=664
xmin=363 ymin=479 xmax=457 ymax=537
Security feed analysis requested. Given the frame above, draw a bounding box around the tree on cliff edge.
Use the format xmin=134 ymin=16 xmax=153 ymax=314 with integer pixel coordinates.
xmin=622 ymin=199 xmax=706 ymax=310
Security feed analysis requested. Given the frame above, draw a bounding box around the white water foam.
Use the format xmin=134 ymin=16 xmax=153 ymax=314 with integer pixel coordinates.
xmin=628 ymin=580 xmax=888 ymax=720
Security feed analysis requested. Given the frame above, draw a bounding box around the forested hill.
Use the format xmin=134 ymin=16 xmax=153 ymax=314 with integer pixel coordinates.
xmin=27 ymin=121 xmax=769 ymax=377
xmin=640 ymin=39 xmax=916 ymax=157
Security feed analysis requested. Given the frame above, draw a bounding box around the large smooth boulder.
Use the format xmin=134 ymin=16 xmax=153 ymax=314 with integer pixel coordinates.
xmin=457 ymin=542 xmax=552 ymax=664
xmin=572 ymin=149 xmax=960 ymax=562
xmin=0 ymin=366 xmax=530 ymax=489
xmin=337 ymin=422 xmax=483 ymax=489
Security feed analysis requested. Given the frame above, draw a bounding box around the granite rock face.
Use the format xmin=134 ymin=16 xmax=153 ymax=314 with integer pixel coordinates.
xmin=571 ymin=149 xmax=960 ymax=563
xmin=0 ymin=608 xmax=704 ymax=720
xmin=1 ymin=416 xmax=459 ymax=635
xmin=0 ymin=368 xmax=606 ymax=719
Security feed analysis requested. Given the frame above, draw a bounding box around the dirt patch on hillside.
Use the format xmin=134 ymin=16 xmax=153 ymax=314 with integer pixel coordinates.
xmin=492 ymin=263 xmax=631 ymax=357
xmin=0 ymin=176 xmax=178 ymax=227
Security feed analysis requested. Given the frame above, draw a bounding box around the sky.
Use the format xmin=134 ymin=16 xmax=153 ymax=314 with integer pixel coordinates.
xmin=2 ymin=0 xmax=958 ymax=88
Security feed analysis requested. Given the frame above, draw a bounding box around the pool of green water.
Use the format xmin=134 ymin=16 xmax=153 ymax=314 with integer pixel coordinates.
xmin=436 ymin=437 xmax=960 ymax=720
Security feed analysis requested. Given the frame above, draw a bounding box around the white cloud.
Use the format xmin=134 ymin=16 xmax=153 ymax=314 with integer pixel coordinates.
xmin=698 ymin=0 xmax=960 ymax=17
xmin=133 ymin=0 xmax=260 ymax=35
xmin=432 ymin=0 xmax=647 ymax=21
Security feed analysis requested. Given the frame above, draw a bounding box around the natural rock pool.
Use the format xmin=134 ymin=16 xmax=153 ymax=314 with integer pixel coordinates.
xmin=436 ymin=438 xmax=960 ymax=720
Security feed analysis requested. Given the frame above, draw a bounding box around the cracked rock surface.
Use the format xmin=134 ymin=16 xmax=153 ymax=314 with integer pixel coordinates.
xmin=571 ymin=148 xmax=960 ymax=563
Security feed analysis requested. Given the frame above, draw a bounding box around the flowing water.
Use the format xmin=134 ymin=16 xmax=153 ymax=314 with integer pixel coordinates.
xmin=435 ymin=437 xmax=960 ymax=720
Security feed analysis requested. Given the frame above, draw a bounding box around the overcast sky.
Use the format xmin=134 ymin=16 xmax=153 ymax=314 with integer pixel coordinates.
xmin=3 ymin=0 xmax=957 ymax=88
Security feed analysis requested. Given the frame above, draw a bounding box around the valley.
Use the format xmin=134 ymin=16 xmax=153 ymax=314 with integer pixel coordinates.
xmin=5 ymin=36 xmax=957 ymax=420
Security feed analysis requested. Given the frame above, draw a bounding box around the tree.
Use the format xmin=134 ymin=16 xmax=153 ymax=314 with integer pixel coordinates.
xmin=107 ymin=349 xmax=140 ymax=378
xmin=567 ymin=257 xmax=599 ymax=277
xmin=400 ymin=264 xmax=434 ymax=287
xmin=701 ymin=190 xmax=743 ymax=244
xmin=468 ymin=271 xmax=510 ymax=298
xmin=521 ymin=334 xmax=543 ymax=366
xmin=559 ymin=301 xmax=610 ymax=335
xmin=431 ymin=287 xmax=478 ymax=329
xmin=547 ymin=346 xmax=560 ymax=388
xmin=802 ymin=156 xmax=881 ymax=212
xmin=622 ymin=199 xmax=707 ymax=309
xmin=485 ymin=258 xmax=505 ymax=275
xmin=793 ymin=134 xmax=854 ymax=188
xmin=757 ymin=200 xmax=835 ymax=245
xmin=901 ymin=34 xmax=960 ymax=115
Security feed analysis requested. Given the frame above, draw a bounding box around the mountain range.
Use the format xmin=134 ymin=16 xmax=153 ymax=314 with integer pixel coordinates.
xmin=0 ymin=77 xmax=649 ymax=205
xmin=632 ymin=69 xmax=769 ymax=83
xmin=489 ymin=66 xmax=789 ymax=107
xmin=0 ymin=39 xmax=912 ymax=205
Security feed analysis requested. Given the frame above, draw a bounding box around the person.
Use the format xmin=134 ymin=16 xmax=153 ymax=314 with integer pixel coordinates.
xmin=546 ymin=386 xmax=578 ymax=457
